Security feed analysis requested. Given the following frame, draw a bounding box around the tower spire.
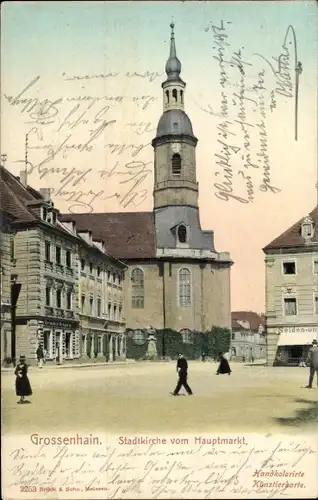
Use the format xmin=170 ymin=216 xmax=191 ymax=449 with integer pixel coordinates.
xmin=165 ymin=21 xmax=182 ymax=80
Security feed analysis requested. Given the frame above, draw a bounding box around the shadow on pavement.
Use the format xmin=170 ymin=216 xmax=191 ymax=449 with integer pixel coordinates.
xmin=274 ymin=398 xmax=318 ymax=427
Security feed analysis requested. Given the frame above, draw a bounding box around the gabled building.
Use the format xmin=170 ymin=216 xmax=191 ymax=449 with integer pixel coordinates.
xmin=263 ymin=206 xmax=318 ymax=366
xmin=231 ymin=311 xmax=266 ymax=361
xmin=60 ymin=24 xmax=233 ymax=342
xmin=0 ymin=165 xmax=126 ymax=365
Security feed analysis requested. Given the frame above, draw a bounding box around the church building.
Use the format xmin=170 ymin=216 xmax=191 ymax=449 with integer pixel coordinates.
xmin=61 ymin=23 xmax=233 ymax=338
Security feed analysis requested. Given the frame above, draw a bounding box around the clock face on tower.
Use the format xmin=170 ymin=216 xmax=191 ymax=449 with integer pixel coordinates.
xmin=171 ymin=143 xmax=181 ymax=154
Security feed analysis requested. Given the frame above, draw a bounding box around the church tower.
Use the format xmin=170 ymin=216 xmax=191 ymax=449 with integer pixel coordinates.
xmin=152 ymin=23 xmax=198 ymax=210
xmin=152 ymin=23 xmax=216 ymax=253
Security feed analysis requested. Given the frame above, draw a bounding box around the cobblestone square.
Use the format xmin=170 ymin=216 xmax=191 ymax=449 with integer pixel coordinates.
xmin=2 ymin=362 xmax=317 ymax=435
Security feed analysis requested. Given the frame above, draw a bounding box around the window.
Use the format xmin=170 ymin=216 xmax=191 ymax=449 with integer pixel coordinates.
xmin=177 ymin=224 xmax=187 ymax=243
xmin=97 ymin=299 xmax=101 ymax=317
xmin=108 ymin=303 xmax=112 ymax=319
xmin=180 ymin=328 xmax=193 ymax=344
xmin=283 ymin=261 xmax=295 ymax=275
xmin=97 ymin=266 xmax=101 ymax=277
xmin=315 ymin=296 xmax=318 ymax=315
xmin=66 ymin=291 xmax=72 ymax=310
xmin=132 ymin=329 xmax=146 ymax=345
xmin=179 ymin=268 xmax=191 ymax=308
xmin=113 ymin=272 xmax=116 ymax=284
xmin=80 ymin=258 xmax=85 ymax=271
xmin=56 ymin=246 xmax=61 ymax=264
xmin=10 ymin=239 xmax=15 ymax=260
xmin=180 ymin=90 xmax=183 ymax=104
xmin=66 ymin=250 xmax=71 ymax=268
xmin=172 ymin=153 xmax=181 ymax=176
xmin=165 ymin=90 xmax=169 ymax=104
xmin=81 ymin=294 xmax=85 ymax=313
xmin=119 ymin=306 xmax=122 ymax=319
xmin=172 ymin=89 xmax=178 ymax=102
xmin=114 ymin=305 xmax=117 ymax=320
xmin=97 ymin=336 xmax=102 ymax=354
xmin=107 ymin=271 xmax=111 ymax=282
xmin=89 ymin=263 xmax=93 ymax=275
xmin=45 ymin=241 xmax=51 ymax=262
xmin=45 ymin=287 xmax=51 ymax=306
xmin=284 ymin=297 xmax=297 ymax=316
xmin=131 ymin=268 xmax=144 ymax=308
xmin=314 ymin=261 xmax=318 ymax=274
xmin=89 ymin=297 xmax=94 ymax=315
xmin=302 ymin=224 xmax=313 ymax=238
xmin=232 ymin=332 xmax=235 ymax=340
xmin=56 ymin=289 xmax=62 ymax=308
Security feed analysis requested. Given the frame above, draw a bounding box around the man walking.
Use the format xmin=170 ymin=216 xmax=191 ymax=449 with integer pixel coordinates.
xmin=36 ymin=345 xmax=44 ymax=369
xmin=171 ymin=353 xmax=193 ymax=396
xmin=305 ymin=339 xmax=318 ymax=388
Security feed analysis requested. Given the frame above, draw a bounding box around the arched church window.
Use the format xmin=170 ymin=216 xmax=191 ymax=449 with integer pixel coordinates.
xmin=172 ymin=89 xmax=178 ymax=102
xmin=180 ymin=328 xmax=193 ymax=344
xmin=177 ymin=224 xmax=187 ymax=243
xmin=180 ymin=90 xmax=183 ymax=104
xmin=172 ymin=154 xmax=181 ymax=176
xmin=165 ymin=90 xmax=169 ymax=104
xmin=178 ymin=268 xmax=191 ymax=308
xmin=131 ymin=268 xmax=144 ymax=308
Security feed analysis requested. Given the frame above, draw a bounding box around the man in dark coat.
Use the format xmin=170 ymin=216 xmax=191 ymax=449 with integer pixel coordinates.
xmin=305 ymin=339 xmax=318 ymax=388
xmin=36 ymin=345 xmax=44 ymax=368
xmin=171 ymin=353 xmax=193 ymax=396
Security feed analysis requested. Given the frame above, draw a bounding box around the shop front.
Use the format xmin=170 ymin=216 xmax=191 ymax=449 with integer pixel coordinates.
xmin=275 ymin=326 xmax=318 ymax=366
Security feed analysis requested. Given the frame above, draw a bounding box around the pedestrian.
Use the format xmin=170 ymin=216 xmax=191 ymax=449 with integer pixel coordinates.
xmin=15 ymin=355 xmax=32 ymax=404
xmin=36 ymin=345 xmax=44 ymax=368
xmin=216 ymin=352 xmax=232 ymax=375
xmin=202 ymin=352 xmax=207 ymax=362
xmin=170 ymin=353 xmax=193 ymax=396
xmin=305 ymin=339 xmax=318 ymax=388
xmin=94 ymin=350 xmax=98 ymax=363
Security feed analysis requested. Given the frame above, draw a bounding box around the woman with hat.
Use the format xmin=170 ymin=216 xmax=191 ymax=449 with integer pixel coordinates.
xmin=216 ymin=352 xmax=232 ymax=375
xmin=14 ymin=355 xmax=32 ymax=404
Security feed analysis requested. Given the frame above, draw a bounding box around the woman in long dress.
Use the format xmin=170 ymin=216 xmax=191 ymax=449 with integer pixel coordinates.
xmin=216 ymin=352 xmax=232 ymax=375
xmin=15 ymin=355 xmax=32 ymax=404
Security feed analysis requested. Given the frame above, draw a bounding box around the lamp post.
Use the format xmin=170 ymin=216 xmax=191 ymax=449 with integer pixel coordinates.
xmin=11 ymin=275 xmax=21 ymax=367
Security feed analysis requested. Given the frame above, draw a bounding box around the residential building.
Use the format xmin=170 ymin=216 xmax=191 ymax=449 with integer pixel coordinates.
xmin=263 ymin=206 xmax=318 ymax=366
xmin=0 ymin=166 xmax=126 ymax=365
xmin=231 ymin=311 xmax=266 ymax=360
xmin=61 ymin=24 xmax=233 ymax=347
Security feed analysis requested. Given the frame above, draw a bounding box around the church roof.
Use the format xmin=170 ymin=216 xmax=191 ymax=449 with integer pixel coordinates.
xmin=263 ymin=205 xmax=318 ymax=251
xmin=156 ymin=109 xmax=194 ymax=138
xmin=59 ymin=211 xmax=157 ymax=260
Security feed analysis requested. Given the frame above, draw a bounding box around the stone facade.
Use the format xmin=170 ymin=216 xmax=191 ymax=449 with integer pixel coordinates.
xmin=264 ymin=208 xmax=318 ymax=366
xmin=124 ymin=258 xmax=231 ymax=332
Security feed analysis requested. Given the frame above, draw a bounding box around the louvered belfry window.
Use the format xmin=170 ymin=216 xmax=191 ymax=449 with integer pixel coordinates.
xmin=172 ymin=154 xmax=181 ymax=176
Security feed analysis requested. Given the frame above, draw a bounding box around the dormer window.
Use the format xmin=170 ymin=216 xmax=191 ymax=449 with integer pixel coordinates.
xmin=301 ymin=216 xmax=314 ymax=239
xmin=177 ymin=224 xmax=187 ymax=243
xmin=172 ymin=154 xmax=181 ymax=176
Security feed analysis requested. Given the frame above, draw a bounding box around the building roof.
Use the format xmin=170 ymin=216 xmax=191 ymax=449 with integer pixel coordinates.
xmin=59 ymin=212 xmax=157 ymax=260
xmin=263 ymin=205 xmax=318 ymax=251
xmin=232 ymin=311 xmax=265 ymax=331
xmin=0 ymin=166 xmax=40 ymax=222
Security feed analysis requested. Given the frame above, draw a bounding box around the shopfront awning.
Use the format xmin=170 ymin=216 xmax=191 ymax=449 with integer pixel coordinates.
xmin=277 ymin=332 xmax=317 ymax=346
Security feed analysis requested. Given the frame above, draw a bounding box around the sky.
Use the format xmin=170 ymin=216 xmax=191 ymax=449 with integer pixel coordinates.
xmin=1 ymin=0 xmax=317 ymax=314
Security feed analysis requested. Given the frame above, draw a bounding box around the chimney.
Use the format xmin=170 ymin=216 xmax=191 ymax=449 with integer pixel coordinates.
xmin=19 ymin=170 xmax=27 ymax=187
xmin=39 ymin=188 xmax=51 ymax=202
